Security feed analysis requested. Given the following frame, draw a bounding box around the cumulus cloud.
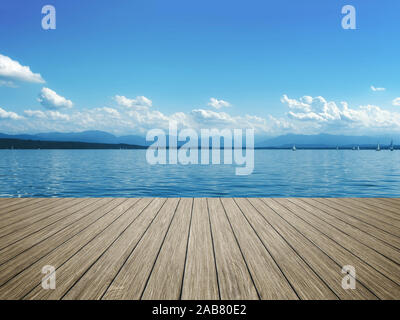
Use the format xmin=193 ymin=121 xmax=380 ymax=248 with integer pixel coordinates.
xmin=24 ymin=109 xmax=70 ymax=121
xmin=0 ymin=107 xmax=22 ymax=120
xmin=96 ymin=107 xmax=120 ymax=118
xmin=282 ymin=94 xmax=400 ymax=133
xmin=5 ymin=93 xmax=400 ymax=136
xmin=371 ymin=85 xmax=386 ymax=92
xmin=114 ymin=95 xmax=152 ymax=109
xmin=16 ymin=96 xmax=288 ymax=136
xmin=207 ymin=98 xmax=231 ymax=109
xmin=24 ymin=110 xmax=47 ymax=119
xmin=47 ymin=111 xmax=70 ymax=121
xmin=393 ymin=98 xmax=400 ymax=106
xmin=38 ymin=87 xmax=73 ymax=109
xmin=0 ymin=54 xmax=44 ymax=83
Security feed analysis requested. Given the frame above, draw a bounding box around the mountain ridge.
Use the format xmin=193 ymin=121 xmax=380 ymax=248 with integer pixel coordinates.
xmin=0 ymin=131 xmax=398 ymax=148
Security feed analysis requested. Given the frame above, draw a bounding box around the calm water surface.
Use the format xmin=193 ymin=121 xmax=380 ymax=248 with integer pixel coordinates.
xmin=0 ymin=149 xmax=399 ymax=197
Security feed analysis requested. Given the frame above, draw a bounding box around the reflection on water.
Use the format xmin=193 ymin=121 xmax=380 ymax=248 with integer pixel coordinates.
xmin=0 ymin=149 xmax=399 ymax=197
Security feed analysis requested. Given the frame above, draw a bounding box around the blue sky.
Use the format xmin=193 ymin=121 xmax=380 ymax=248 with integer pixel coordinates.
xmin=1 ymin=0 xmax=400 ymax=136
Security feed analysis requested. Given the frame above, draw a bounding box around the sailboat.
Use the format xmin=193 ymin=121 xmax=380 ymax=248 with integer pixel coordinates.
xmin=357 ymin=146 xmax=360 ymax=151
xmin=292 ymin=145 xmax=296 ymax=151
xmin=390 ymin=140 xmax=394 ymax=151
xmin=376 ymin=143 xmax=381 ymax=151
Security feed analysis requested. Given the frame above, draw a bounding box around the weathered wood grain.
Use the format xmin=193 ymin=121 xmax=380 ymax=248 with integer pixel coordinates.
xmin=0 ymin=197 xmax=399 ymax=300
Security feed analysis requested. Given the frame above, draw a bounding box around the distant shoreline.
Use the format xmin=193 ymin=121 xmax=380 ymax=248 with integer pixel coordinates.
xmin=0 ymin=138 xmax=398 ymax=150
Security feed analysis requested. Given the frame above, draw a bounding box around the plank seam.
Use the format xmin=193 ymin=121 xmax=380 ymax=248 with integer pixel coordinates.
xmin=99 ymin=198 xmax=168 ymax=300
xmin=241 ymin=198 xmax=339 ymax=300
xmin=257 ymin=198 xmax=379 ymax=300
xmin=220 ymin=198 xmax=261 ymax=300
xmin=206 ymin=198 xmax=221 ymax=300
xmin=20 ymin=198 xmax=141 ymax=300
xmin=275 ymin=199 xmax=400 ymax=287
xmin=0 ymin=198 xmax=105 ymax=268
xmin=320 ymin=199 xmax=400 ymax=237
xmin=0 ymin=198 xmax=90 ymax=248
xmin=60 ymin=198 xmax=153 ymax=299
xmin=139 ymin=198 xmax=181 ymax=299
xmin=179 ymin=198 xmax=194 ymax=300
xmin=0 ymin=198 xmax=124 ymax=289
xmin=292 ymin=199 xmax=400 ymax=261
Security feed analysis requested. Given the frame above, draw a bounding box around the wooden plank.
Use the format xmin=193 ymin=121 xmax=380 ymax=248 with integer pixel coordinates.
xmin=0 ymin=198 xmax=106 ymax=265
xmin=0 ymin=198 xmax=63 ymax=231
xmin=61 ymin=198 xmax=163 ymax=300
xmin=359 ymin=198 xmax=400 ymax=216
xmin=221 ymin=198 xmax=298 ymax=300
xmin=375 ymin=198 xmax=400 ymax=210
xmin=246 ymin=198 xmax=375 ymax=299
xmin=234 ymin=198 xmax=337 ymax=300
xmin=181 ymin=198 xmax=219 ymax=300
xmin=291 ymin=199 xmax=400 ymax=265
xmin=25 ymin=198 xmax=155 ymax=299
xmin=0 ymin=198 xmax=131 ymax=298
xmin=102 ymin=198 xmax=179 ymax=300
xmin=206 ymin=198 xmax=258 ymax=300
xmin=0 ymin=198 xmax=120 ymax=279
xmin=0 ymin=198 xmax=85 ymax=240
xmin=301 ymin=198 xmax=400 ymax=250
xmin=141 ymin=198 xmax=193 ymax=300
xmin=294 ymin=198 xmax=400 ymax=264
xmin=0 ymin=198 xmax=51 ymax=219
xmin=319 ymin=199 xmax=400 ymax=237
xmin=0 ymin=198 xmax=39 ymax=212
xmin=0 ymin=197 xmax=399 ymax=300
xmin=341 ymin=199 xmax=400 ymax=224
xmin=262 ymin=198 xmax=400 ymax=299
xmin=0 ymin=198 xmax=97 ymax=251
xmin=275 ymin=199 xmax=400 ymax=285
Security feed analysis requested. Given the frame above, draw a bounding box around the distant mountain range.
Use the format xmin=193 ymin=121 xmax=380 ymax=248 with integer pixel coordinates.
xmin=0 ymin=130 xmax=150 ymax=146
xmin=0 ymin=131 xmax=398 ymax=149
xmin=256 ymin=133 xmax=398 ymax=148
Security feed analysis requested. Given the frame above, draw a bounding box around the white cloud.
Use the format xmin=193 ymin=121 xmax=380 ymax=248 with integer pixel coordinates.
xmin=207 ymin=97 xmax=231 ymax=109
xmin=38 ymin=87 xmax=73 ymax=109
xmin=24 ymin=110 xmax=47 ymax=119
xmin=114 ymin=95 xmax=152 ymax=109
xmin=98 ymin=107 xmax=120 ymax=118
xmin=47 ymin=111 xmax=70 ymax=121
xmin=5 ymin=94 xmax=400 ymax=136
xmin=393 ymin=98 xmax=400 ymax=106
xmin=371 ymin=85 xmax=386 ymax=92
xmin=0 ymin=54 xmax=44 ymax=83
xmin=282 ymin=94 xmax=400 ymax=134
xmin=0 ymin=107 xmax=22 ymax=120
xmin=24 ymin=109 xmax=70 ymax=121
xmin=189 ymin=109 xmax=290 ymax=134
xmin=15 ymin=97 xmax=287 ymax=136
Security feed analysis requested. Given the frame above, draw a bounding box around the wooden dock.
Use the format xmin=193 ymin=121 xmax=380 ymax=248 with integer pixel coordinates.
xmin=0 ymin=197 xmax=399 ymax=300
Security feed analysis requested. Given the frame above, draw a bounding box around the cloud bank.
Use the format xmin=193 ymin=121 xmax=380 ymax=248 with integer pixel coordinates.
xmin=2 ymin=92 xmax=400 ymax=136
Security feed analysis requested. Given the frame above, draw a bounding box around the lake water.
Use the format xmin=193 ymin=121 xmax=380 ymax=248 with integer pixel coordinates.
xmin=1 ymin=149 xmax=400 ymax=197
